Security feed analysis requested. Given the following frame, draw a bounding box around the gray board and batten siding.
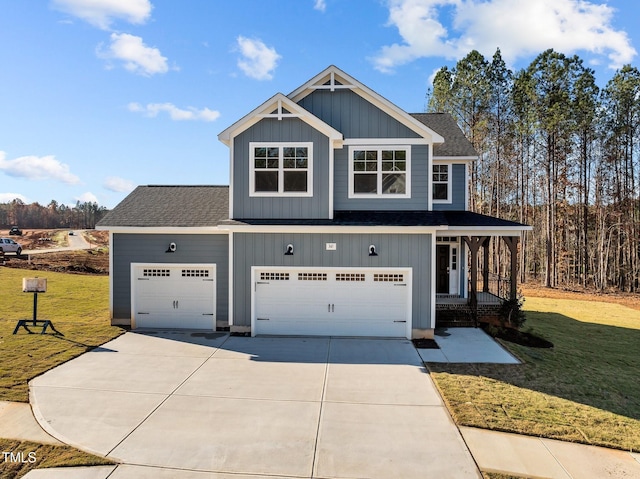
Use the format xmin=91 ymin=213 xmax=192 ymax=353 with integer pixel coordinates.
xmin=233 ymin=118 xmax=331 ymax=219
xmin=296 ymin=89 xmax=421 ymax=139
xmin=232 ymin=232 xmax=433 ymax=331
xmin=111 ymin=233 xmax=229 ymax=324
xmin=432 ymin=163 xmax=466 ymax=211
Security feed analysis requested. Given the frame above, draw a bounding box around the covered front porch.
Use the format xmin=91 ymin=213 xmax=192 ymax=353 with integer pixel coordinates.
xmin=435 ymin=234 xmax=522 ymax=327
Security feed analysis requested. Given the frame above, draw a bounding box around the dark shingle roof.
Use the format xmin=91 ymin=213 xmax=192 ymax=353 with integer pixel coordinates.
xmin=226 ymin=210 xmax=527 ymax=228
xmin=410 ymin=113 xmax=477 ymax=157
xmin=97 ymin=185 xmax=229 ymax=227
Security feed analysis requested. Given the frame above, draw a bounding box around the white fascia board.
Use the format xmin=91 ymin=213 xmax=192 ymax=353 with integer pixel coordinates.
xmin=343 ymin=138 xmax=431 ymax=145
xmin=219 ymin=224 xmax=444 ymax=234
xmin=288 ymin=66 xmax=445 ymax=144
xmin=103 ymin=226 xmax=229 ymax=234
xmin=447 ymin=226 xmax=532 ymax=236
xmin=433 ymin=156 xmax=478 ymax=162
xmin=218 ymin=93 xmax=343 ymax=147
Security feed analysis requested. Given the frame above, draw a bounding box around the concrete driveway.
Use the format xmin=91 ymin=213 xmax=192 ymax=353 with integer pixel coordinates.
xmin=30 ymin=332 xmax=480 ymax=479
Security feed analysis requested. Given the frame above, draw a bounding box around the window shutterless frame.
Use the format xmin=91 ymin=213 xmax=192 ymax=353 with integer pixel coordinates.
xmin=249 ymin=142 xmax=313 ymax=197
xmin=347 ymin=145 xmax=411 ymax=198
xmin=432 ymin=162 xmax=452 ymax=203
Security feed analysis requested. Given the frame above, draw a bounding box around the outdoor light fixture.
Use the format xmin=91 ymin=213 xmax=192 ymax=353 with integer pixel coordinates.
xmin=166 ymin=242 xmax=177 ymax=253
xmin=285 ymin=244 xmax=294 ymax=256
xmin=369 ymin=244 xmax=378 ymax=256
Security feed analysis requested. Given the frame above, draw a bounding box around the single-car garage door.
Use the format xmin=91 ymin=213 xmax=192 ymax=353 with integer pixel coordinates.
xmin=131 ymin=263 xmax=216 ymax=329
xmin=252 ymin=267 xmax=411 ymax=338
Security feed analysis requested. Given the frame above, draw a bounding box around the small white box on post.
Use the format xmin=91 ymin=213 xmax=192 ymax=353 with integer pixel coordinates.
xmin=23 ymin=278 xmax=47 ymax=293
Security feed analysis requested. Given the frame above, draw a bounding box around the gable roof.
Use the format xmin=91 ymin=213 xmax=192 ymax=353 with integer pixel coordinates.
xmin=96 ymin=185 xmax=229 ymax=228
xmin=218 ymin=93 xmax=343 ymax=147
xmin=411 ymin=113 xmax=478 ymax=158
xmin=288 ymin=65 xmax=445 ymax=144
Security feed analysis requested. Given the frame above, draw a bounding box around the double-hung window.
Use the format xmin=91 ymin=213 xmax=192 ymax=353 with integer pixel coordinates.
xmin=250 ymin=142 xmax=313 ymax=196
xmin=349 ymin=146 xmax=410 ymax=198
xmin=432 ymin=163 xmax=451 ymax=202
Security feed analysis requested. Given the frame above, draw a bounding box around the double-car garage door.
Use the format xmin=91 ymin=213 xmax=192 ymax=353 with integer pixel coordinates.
xmin=253 ymin=267 xmax=412 ymax=338
xmin=131 ymin=263 xmax=216 ymax=330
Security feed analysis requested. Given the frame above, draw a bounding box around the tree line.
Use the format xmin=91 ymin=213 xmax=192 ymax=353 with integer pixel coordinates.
xmin=0 ymin=198 xmax=109 ymax=229
xmin=428 ymin=48 xmax=640 ymax=292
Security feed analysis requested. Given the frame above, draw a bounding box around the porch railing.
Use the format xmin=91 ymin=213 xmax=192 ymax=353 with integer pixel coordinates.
xmin=471 ymin=272 xmax=512 ymax=301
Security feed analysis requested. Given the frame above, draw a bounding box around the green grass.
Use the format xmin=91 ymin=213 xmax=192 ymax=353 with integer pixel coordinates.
xmin=0 ymin=439 xmax=114 ymax=479
xmin=429 ymin=297 xmax=640 ymax=452
xmin=0 ymin=268 xmax=123 ymax=402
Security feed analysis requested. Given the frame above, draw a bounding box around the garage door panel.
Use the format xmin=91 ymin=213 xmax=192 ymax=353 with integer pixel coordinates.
xmin=253 ymin=268 xmax=411 ymax=338
xmin=132 ymin=264 xmax=216 ymax=330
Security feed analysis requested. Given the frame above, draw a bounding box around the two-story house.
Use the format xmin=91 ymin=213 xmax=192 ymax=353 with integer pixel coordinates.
xmin=97 ymin=66 xmax=529 ymax=339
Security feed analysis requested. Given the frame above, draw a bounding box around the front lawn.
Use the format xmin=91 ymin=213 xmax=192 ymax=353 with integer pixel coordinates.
xmin=428 ymin=296 xmax=640 ymax=452
xmin=0 ymin=268 xmax=123 ymax=402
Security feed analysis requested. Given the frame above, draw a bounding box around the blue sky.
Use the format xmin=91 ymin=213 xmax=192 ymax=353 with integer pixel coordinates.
xmin=1 ymin=0 xmax=637 ymax=208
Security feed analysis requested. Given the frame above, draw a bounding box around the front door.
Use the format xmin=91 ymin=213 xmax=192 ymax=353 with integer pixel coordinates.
xmin=436 ymin=245 xmax=450 ymax=294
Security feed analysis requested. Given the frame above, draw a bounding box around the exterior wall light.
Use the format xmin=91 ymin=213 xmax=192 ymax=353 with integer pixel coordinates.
xmin=166 ymin=242 xmax=177 ymax=253
xmin=285 ymin=244 xmax=294 ymax=255
xmin=369 ymin=244 xmax=378 ymax=256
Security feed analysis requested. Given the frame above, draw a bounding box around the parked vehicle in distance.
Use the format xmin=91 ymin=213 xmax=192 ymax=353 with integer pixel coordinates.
xmin=9 ymin=226 xmax=22 ymax=236
xmin=0 ymin=237 xmax=22 ymax=255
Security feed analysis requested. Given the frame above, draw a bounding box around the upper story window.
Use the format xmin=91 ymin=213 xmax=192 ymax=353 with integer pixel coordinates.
xmin=432 ymin=163 xmax=451 ymax=203
xmin=250 ymin=142 xmax=313 ymax=197
xmin=348 ymin=146 xmax=410 ymax=198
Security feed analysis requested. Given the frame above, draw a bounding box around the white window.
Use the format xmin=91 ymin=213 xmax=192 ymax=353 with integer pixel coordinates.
xmin=432 ymin=163 xmax=451 ymax=203
xmin=349 ymin=146 xmax=410 ymax=198
xmin=250 ymin=143 xmax=313 ymax=196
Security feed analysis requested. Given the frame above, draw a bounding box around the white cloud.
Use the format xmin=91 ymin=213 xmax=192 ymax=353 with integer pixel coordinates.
xmin=98 ymin=33 xmax=169 ymax=76
xmin=236 ymin=36 xmax=281 ymax=80
xmin=314 ymin=0 xmax=327 ymax=12
xmin=373 ymin=0 xmax=636 ymax=72
xmin=52 ymin=0 xmax=152 ymax=30
xmin=128 ymin=102 xmax=220 ymax=121
xmin=0 ymin=193 xmax=29 ymax=203
xmin=75 ymin=192 xmax=99 ymax=203
xmin=0 ymin=151 xmax=80 ymax=185
xmin=103 ymin=176 xmax=135 ymax=193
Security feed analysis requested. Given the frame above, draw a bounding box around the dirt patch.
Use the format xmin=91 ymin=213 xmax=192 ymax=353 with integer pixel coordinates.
xmin=2 ymin=249 xmax=109 ymax=275
xmin=521 ymin=281 xmax=640 ymax=312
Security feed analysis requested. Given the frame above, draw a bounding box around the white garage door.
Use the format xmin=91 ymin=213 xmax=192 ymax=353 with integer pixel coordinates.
xmin=131 ymin=263 xmax=216 ymax=329
xmin=253 ymin=267 xmax=411 ymax=338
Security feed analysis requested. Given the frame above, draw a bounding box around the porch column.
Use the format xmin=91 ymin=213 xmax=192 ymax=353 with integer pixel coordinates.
xmin=482 ymin=237 xmax=491 ymax=293
xmin=462 ymin=236 xmax=489 ymax=326
xmin=502 ymin=236 xmax=519 ymax=300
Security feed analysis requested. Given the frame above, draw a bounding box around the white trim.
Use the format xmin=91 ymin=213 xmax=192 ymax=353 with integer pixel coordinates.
xmin=218 ymin=93 xmax=343 ymax=147
xmin=228 ymin=232 xmax=234 ymax=326
xmin=249 ymin=142 xmax=314 ymax=197
xmin=250 ymin=266 xmax=413 ymax=339
xmin=288 ymin=66 xmax=445 ymax=144
xmin=98 ymin=226 xmax=229 ymax=234
xmin=229 ymin=141 xmax=234 ymax=218
xmin=432 ymin=163 xmax=452 ymax=204
xmin=329 ymin=142 xmax=334 ymax=220
xmin=220 ymin=224 xmax=443 ymax=234
xmin=433 ymin=156 xmax=477 ymax=161
xmin=347 ymin=145 xmax=411 ymax=199
xmin=427 ymin=143 xmax=433 ymax=210
xmin=430 ymin=237 xmax=436 ymax=329
xmin=447 ymin=227 xmax=532 ymax=235
xmin=344 ymin=138 xmax=430 ymax=145
xmin=108 ymin=231 xmax=114 ymax=320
